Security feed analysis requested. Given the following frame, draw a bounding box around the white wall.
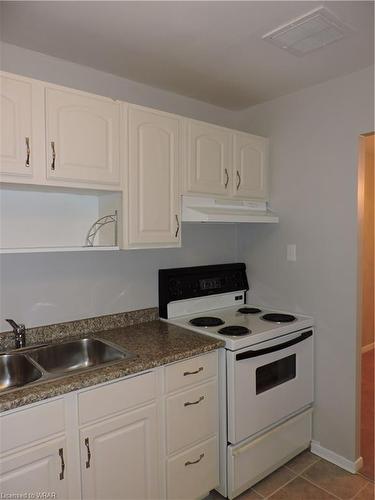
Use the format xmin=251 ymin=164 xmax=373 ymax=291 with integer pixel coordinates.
xmin=0 ymin=42 xmax=238 ymax=127
xmin=0 ymin=224 xmax=238 ymax=330
xmin=235 ymin=67 xmax=374 ymax=463
xmin=0 ymin=43 xmax=239 ymax=331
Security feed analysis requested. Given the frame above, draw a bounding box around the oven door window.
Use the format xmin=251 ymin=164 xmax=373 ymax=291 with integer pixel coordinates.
xmin=256 ymin=354 xmax=296 ymax=395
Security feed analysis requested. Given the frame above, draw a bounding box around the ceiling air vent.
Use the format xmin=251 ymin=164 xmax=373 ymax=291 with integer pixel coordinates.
xmin=262 ymin=6 xmax=353 ymax=56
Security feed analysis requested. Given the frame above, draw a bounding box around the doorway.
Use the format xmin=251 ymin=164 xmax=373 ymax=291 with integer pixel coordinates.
xmin=358 ymin=133 xmax=374 ymax=481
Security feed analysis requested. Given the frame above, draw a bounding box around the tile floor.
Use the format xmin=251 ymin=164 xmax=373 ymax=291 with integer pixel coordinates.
xmin=207 ymin=450 xmax=375 ymax=499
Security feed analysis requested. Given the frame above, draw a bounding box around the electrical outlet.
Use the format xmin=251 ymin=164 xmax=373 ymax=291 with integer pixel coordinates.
xmin=287 ymin=244 xmax=297 ymax=261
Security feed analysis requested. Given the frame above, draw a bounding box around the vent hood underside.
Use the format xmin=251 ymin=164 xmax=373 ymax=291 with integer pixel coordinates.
xmin=181 ymin=196 xmax=279 ymax=224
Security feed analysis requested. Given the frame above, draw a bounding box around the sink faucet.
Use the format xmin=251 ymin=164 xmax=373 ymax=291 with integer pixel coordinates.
xmin=5 ymin=319 xmax=26 ymax=349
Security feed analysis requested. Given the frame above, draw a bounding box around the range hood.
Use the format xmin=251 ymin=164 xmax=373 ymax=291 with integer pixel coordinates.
xmin=181 ymin=196 xmax=279 ymax=223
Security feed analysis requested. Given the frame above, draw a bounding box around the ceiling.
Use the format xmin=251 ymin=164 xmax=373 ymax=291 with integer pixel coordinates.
xmin=0 ymin=1 xmax=373 ymax=110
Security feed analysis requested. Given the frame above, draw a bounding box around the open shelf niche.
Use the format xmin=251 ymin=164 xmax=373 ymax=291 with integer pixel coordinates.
xmin=0 ymin=184 xmax=122 ymax=253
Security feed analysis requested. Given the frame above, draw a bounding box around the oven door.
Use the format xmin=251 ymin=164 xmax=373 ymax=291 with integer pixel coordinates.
xmin=227 ymin=329 xmax=314 ymax=444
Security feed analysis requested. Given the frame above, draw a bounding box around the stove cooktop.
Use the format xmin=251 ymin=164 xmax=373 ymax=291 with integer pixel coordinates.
xmin=167 ymin=305 xmax=314 ymax=350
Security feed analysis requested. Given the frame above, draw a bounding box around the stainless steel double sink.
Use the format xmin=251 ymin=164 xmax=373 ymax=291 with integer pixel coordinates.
xmin=0 ymin=338 xmax=135 ymax=393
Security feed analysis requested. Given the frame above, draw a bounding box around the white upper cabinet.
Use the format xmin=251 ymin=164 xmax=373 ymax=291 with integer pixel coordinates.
xmin=232 ymin=132 xmax=269 ymax=200
xmin=45 ymin=87 xmax=120 ymax=186
xmin=0 ymin=74 xmax=38 ymax=180
xmin=125 ymin=105 xmax=181 ymax=248
xmin=0 ymin=75 xmax=32 ymax=177
xmin=185 ymin=120 xmax=232 ymax=196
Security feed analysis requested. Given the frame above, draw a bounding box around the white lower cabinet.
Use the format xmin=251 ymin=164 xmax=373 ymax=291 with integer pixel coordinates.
xmin=164 ymin=350 xmax=219 ymax=499
xmin=0 ymin=350 xmax=219 ymax=500
xmin=80 ymin=403 xmax=159 ymax=500
xmin=0 ymin=436 xmax=68 ymax=499
xmin=167 ymin=436 xmax=219 ymax=500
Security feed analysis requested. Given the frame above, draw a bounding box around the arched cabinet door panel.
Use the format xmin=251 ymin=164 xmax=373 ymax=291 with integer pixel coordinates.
xmin=126 ymin=105 xmax=181 ymax=248
xmin=0 ymin=75 xmax=33 ymax=178
xmin=232 ymin=133 xmax=269 ymax=200
xmin=185 ymin=120 xmax=232 ymax=196
xmin=45 ymin=87 xmax=120 ymax=186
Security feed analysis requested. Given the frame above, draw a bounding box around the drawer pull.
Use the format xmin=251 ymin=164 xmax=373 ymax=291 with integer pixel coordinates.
xmin=58 ymin=448 xmax=65 ymax=480
xmin=184 ymin=395 xmax=204 ymax=407
xmin=183 ymin=367 xmax=203 ymax=376
xmin=85 ymin=437 xmax=91 ymax=468
xmin=185 ymin=453 xmax=204 ymax=466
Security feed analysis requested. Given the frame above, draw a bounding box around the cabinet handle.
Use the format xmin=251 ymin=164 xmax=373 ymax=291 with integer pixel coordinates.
xmin=58 ymin=448 xmax=65 ymax=480
xmin=85 ymin=437 xmax=91 ymax=468
xmin=25 ymin=137 xmax=30 ymax=167
xmin=236 ymin=170 xmax=241 ymax=190
xmin=51 ymin=141 xmax=56 ymax=170
xmin=185 ymin=453 xmax=204 ymax=466
xmin=184 ymin=395 xmax=204 ymax=407
xmin=183 ymin=367 xmax=203 ymax=376
xmin=224 ymin=168 xmax=229 ymax=188
xmin=175 ymin=214 xmax=180 ymax=238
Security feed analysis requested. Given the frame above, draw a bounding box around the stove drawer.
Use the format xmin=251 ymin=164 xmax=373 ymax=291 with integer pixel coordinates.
xmin=228 ymin=408 xmax=312 ymax=500
xmin=167 ymin=436 xmax=219 ymax=500
xmin=165 ymin=350 xmax=217 ymax=393
xmin=166 ymin=380 xmax=218 ymax=454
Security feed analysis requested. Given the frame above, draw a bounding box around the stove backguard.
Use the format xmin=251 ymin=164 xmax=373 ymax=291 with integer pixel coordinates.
xmin=158 ymin=263 xmax=249 ymax=318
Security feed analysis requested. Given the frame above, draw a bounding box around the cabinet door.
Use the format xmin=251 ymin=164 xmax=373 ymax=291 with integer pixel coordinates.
xmin=0 ymin=437 xmax=68 ymax=499
xmin=81 ymin=403 xmax=159 ymax=500
xmin=233 ymin=132 xmax=268 ymax=200
xmin=185 ymin=120 xmax=232 ymax=196
xmin=0 ymin=75 xmax=33 ymax=178
xmin=45 ymin=87 xmax=120 ymax=186
xmin=127 ymin=106 xmax=181 ymax=247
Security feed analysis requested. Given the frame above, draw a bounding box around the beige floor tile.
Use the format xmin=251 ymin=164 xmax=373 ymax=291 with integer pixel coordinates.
xmin=203 ymin=488 xmax=262 ymax=499
xmin=252 ymin=466 xmax=296 ymax=497
xmin=302 ymin=459 xmax=368 ymax=499
xmin=268 ymin=476 xmax=336 ymax=499
xmin=236 ymin=489 xmax=263 ymax=499
xmin=285 ymin=450 xmax=321 ymax=474
xmin=354 ymin=482 xmax=375 ymax=500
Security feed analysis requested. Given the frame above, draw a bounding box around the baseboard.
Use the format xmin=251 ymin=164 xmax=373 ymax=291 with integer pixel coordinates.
xmin=361 ymin=342 xmax=374 ymax=353
xmin=310 ymin=441 xmax=363 ymax=474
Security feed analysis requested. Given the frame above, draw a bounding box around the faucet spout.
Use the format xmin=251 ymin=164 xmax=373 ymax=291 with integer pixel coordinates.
xmin=5 ymin=319 xmax=26 ymax=349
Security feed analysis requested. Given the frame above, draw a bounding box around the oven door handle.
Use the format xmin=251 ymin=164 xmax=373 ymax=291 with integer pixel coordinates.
xmin=236 ymin=330 xmax=313 ymax=360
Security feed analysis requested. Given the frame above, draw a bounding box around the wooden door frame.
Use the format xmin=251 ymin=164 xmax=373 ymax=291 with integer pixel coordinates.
xmin=356 ymin=132 xmax=374 ymax=462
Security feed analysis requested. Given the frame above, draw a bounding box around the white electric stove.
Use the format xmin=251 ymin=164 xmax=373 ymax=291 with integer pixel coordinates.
xmin=159 ymin=263 xmax=314 ymax=499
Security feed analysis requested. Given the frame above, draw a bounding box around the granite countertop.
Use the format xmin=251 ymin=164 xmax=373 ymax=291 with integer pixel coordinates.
xmin=0 ymin=320 xmax=224 ymax=412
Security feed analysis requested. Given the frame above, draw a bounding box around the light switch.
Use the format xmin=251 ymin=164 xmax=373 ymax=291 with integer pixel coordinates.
xmin=287 ymin=244 xmax=297 ymax=261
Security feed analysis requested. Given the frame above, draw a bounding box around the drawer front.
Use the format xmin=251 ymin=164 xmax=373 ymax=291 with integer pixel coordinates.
xmin=167 ymin=436 xmax=219 ymax=500
xmin=165 ymin=351 xmax=217 ymax=393
xmin=228 ymin=409 xmax=312 ymax=499
xmin=0 ymin=399 xmax=65 ymax=454
xmin=79 ymin=371 xmax=156 ymax=425
xmin=166 ymin=380 xmax=218 ymax=454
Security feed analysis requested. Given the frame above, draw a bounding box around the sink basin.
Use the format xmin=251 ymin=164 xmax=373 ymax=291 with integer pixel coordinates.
xmin=0 ymin=353 xmax=43 ymax=391
xmin=28 ymin=338 xmax=131 ymax=374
